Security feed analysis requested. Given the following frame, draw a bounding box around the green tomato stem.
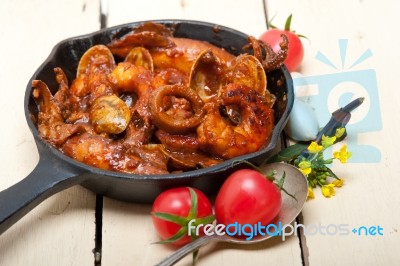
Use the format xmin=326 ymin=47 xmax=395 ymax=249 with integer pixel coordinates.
xmin=284 ymin=14 xmax=293 ymax=31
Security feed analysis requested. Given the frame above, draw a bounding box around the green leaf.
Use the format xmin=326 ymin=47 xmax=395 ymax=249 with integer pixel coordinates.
xmin=281 ymin=187 xmax=298 ymax=202
xmin=153 ymin=227 xmax=188 ymax=244
xmin=267 ymin=13 xmax=278 ymax=29
xmin=275 ymin=172 xmax=297 ymax=201
xmin=326 ymin=167 xmax=340 ymax=180
xmin=192 ymin=249 xmax=199 ymax=265
xmin=187 ymin=187 xmax=198 ymax=220
xmin=267 ymin=142 xmax=309 ymax=163
xmin=194 ymin=215 xmax=215 ymax=226
xmin=151 ymin=212 xmax=188 ymax=226
xmin=268 ymin=24 xmax=278 ymax=29
xmin=284 ymin=14 xmax=293 ymax=31
xmin=297 ymin=34 xmax=309 ymax=40
xmin=277 ymin=171 xmax=285 ymax=189
xmin=265 ymin=169 xmax=276 ymax=182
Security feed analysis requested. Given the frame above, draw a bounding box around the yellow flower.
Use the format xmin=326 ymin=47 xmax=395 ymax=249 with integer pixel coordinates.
xmin=299 ymin=167 xmax=312 ymax=175
xmin=307 ymin=187 xmax=315 ymax=200
xmin=335 ymin=128 xmax=346 ymax=138
xmin=299 ymin=160 xmax=311 ymax=169
xmin=298 ymin=160 xmax=312 ymax=175
xmin=321 ymin=135 xmax=336 ymax=148
xmin=332 ymin=178 xmax=344 ymax=187
xmin=333 ymin=145 xmax=352 ymax=163
xmin=321 ymin=184 xmax=336 ymax=198
xmin=307 ymin=141 xmax=323 ymax=154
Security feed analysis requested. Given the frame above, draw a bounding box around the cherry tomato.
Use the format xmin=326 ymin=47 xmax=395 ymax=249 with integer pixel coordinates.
xmin=259 ymin=14 xmax=305 ymax=72
xmin=215 ymin=169 xmax=282 ymax=230
xmin=151 ymin=187 xmax=214 ymax=246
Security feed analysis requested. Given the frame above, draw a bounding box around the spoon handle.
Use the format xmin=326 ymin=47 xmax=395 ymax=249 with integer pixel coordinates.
xmin=155 ymin=235 xmax=219 ymax=266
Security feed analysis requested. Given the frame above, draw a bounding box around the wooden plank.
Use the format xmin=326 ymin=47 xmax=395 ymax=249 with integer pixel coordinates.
xmin=267 ymin=0 xmax=400 ymax=265
xmin=106 ymin=0 xmax=267 ymax=37
xmin=102 ymin=199 xmax=302 ymax=266
xmin=102 ymin=0 xmax=303 ymax=265
xmin=0 ymin=0 xmax=100 ymax=265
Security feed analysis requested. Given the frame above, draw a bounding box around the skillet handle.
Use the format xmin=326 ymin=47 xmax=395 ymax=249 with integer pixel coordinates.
xmin=0 ymin=152 xmax=84 ymax=235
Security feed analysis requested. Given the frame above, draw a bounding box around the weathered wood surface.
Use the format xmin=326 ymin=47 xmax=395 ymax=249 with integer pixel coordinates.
xmin=0 ymin=0 xmax=99 ymax=265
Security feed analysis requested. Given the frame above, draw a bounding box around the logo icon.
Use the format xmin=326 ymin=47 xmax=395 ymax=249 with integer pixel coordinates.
xmin=293 ymin=39 xmax=382 ymax=163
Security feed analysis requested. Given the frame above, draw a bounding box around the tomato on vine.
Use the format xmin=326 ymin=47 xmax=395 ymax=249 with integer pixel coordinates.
xmin=214 ymin=168 xmax=283 ymax=230
xmin=151 ymin=187 xmax=214 ymax=246
xmin=259 ymin=14 xmax=306 ymax=72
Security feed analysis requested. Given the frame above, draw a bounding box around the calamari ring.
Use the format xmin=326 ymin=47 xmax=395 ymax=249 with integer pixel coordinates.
xmin=149 ymin=85 xmax=205 ymax=134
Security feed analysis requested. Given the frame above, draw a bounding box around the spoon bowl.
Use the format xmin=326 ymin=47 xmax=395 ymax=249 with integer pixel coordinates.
xmin=156 ymin=162 xmax=308 ymax=266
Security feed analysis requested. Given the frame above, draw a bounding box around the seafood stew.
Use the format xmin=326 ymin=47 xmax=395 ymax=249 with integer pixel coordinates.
xmin=20 ymin=20 xmax=293 ymax=204
xmin=31 ymin=22 xmax=289 ymax=175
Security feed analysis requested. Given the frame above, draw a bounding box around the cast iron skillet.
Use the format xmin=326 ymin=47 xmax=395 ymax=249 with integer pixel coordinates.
xmin=0 ymin=20 xmax=294 ymax=235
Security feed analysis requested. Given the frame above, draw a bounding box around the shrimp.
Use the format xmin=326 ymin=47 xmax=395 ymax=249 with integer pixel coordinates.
xmin=110 ymin=62 xmax=154 ymax=117
xmin=109 ymin=62 xmax=155 ymax=147
xmin=197 ymin=83 xmax=274 ymax=159
xmin=110 ymin=62 xmax=153 ymax=96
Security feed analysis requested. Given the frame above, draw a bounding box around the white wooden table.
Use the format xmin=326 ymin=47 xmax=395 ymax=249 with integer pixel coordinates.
xmin=1 ymin=0 xmax=399 ymax=265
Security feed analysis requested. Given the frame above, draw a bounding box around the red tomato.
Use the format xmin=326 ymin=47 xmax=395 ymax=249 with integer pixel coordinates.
xmin=259 ymin=15 xmax=305 ymax=72
xmin=215 ymin=169 xmax=282 ymax=230
xmin=151 ymin=187 xmax=214 ymax=246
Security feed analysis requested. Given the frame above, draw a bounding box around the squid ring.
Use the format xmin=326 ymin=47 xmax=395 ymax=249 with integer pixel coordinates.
xmin=149 ymin=85 xmax=205 ymax=134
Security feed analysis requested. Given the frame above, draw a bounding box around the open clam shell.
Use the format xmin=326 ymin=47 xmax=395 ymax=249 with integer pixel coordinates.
xmin=124 ymin=47 xmax=154 ymax=72
xmin=76 ymin=45 xmax=116 ymax=77
xmin=189 ymin=49 xmax=223 ymax=102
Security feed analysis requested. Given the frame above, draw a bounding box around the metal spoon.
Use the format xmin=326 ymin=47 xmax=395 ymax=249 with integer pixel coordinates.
xmin=155 ymin=162 xmax=308 ymax=266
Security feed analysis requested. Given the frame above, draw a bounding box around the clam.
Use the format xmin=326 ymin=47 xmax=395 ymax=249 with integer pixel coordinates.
xmin=227 ymin=54 xmax=266 ymax=94
xmin=124 ymin=47 xmax=154 ymax=72
xmin=90 ymin=95 xmax=131 ymax=134
xmin=217 ymin=54 xmax=271 ymax=124
xmin=77 ymin=45 xmax=116 ymax=77
xmin=225 ymin=54 xmax=275 ymax=107
xmin=189 ymin=49 xmax=223 ymax=101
